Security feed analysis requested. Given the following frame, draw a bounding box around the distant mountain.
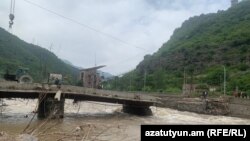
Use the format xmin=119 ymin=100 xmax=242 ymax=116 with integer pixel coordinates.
xmin=62 ymin=59 xmax=83 ymax=70
xmin=105 ymin=1 xmax=250 ymax=93
xmin=98 ymin=70 xmax=114 ymax=81
xmin=62 ymin=59 xmax=74 ymax=66
xmin=0 ymin=27 xmax=79 ymax=84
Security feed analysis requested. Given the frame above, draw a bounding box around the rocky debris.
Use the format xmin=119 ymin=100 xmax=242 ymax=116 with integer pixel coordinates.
xmin=158 ymin=96 xmax=231 ymax=115
xmin=204 ymin=99 xmax=230 ymax=115
xmin=0 ymin=132 xmax=38 ymax=141
xmin=16 ymin=134 xmax=38 ymax=141
xmin=0 ymin=131 xmax=15 ymax=141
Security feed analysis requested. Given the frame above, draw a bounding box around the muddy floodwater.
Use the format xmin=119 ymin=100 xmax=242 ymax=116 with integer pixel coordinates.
xmin=0 ymin=99 xmax=250 ymax=141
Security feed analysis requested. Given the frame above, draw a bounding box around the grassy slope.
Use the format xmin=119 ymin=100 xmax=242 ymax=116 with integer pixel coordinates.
xmin=0 ymin=28 xmax=79 ymax=84
xmin=105 ymin=1 xmax=250 ymax=94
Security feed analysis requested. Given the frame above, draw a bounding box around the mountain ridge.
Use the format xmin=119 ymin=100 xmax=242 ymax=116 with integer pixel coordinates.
xmin=105 ymin=0 xmax=250 ymax=94
xmin=0 ymin=27 xmax=79 ymax=84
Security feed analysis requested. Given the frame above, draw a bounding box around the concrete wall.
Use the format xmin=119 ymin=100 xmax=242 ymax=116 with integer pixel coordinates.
xmin=229 ymin=98 xmax=250 ymax=118
xmin=156 ymin=95 xmax=250 ymax=119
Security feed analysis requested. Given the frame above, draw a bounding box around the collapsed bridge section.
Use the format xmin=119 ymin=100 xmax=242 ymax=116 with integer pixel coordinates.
xmin=0 ymin=81 xmax=158 ymax=118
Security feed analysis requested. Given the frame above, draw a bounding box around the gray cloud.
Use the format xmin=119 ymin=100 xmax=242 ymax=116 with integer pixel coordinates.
xmin=0 ymin=0 xmax=231 ymax=75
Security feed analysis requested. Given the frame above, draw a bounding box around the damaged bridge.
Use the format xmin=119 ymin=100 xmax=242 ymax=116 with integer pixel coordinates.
xmin=0 ymin=81 xmax=158 ymax=118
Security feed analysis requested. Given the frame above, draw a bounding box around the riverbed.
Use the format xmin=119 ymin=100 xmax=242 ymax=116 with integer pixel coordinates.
xmin=0 ymin=99 xmax=250 ymax=141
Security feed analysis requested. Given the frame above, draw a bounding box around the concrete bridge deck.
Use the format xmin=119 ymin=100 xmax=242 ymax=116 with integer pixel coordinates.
xmin=0 ymin=81 xmax=158 ymax=117
xmin=0 ymin=81 xmax=157 ymax=106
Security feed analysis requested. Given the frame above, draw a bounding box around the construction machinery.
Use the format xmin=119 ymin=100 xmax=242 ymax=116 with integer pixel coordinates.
xmin=9 ymin=0 xmax=15 ymax=29
xmin=4 ymin=68 xmax=33 ymax=83
xmin=48 ymin=73 xmax=63 ymax=85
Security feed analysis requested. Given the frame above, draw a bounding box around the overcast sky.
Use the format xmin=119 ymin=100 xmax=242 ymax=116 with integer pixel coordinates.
xmin=0 ymin=0 xmax=232 ymax=75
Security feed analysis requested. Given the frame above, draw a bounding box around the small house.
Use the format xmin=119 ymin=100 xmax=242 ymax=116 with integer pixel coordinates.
xmin=79 ymin=65 xmax=105 ymax=88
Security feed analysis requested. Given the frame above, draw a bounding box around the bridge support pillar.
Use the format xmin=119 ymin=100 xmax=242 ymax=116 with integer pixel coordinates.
xmin=38 ymin=94 xmax=65 ymax=119
xmin=122 ymin=105 xmax=152 ymax=116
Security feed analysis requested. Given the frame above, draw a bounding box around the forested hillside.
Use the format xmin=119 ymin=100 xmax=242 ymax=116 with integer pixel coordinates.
xmin=104 ymin=0 xmax=250 ymax=95
xmin=0 ymin=28 xmax=79 ymax=84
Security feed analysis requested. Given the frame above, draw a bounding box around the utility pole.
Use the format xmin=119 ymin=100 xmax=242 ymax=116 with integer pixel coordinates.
xmin=94 ymin=52 xmax=96 ymax=67
xmin=143 ymin=70 xmax=147 ymax=91
xmin=224 ymin=66 xmax=226 ymax=96
xmin=129 ymin=72 xmax=132 ymax=91
xmin=183 ymin=68 xmax=186 ymax=95
xmin=49 ymin=43 xmax=53 ymax=52
xmin=220 ymin=75 xmax=222 ymax=93
xmin=115 ymin=76 xmax=117 ymax=90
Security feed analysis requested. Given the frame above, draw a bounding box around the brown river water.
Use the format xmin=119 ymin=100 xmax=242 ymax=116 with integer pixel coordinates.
xmin=0 ymin=99 xmax=250 ymax=141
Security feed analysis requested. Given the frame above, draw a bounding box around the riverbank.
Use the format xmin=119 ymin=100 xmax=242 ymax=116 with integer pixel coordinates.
xmin=155 ymin=95 xmax=250 ymax=119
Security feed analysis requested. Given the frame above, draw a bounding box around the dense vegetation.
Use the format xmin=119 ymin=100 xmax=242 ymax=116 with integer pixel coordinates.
xmin=104 ymin=1 xmax=250 ymax=95
xmin=0 ymin=28 xmax=79 ymax=84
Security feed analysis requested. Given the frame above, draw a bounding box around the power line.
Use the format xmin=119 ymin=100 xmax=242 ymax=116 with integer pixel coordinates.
xmin=22 ymin=0 xmax=150 ymax=52
xmin=21 ymin=0 xmax=155 ymax=76
xmin=106 ymin=52 xmax=144 ymax=68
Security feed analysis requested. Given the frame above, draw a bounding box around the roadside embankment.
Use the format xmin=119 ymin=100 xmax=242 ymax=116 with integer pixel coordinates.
xmin=155 ymin=94 xmax=250 ymax=119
